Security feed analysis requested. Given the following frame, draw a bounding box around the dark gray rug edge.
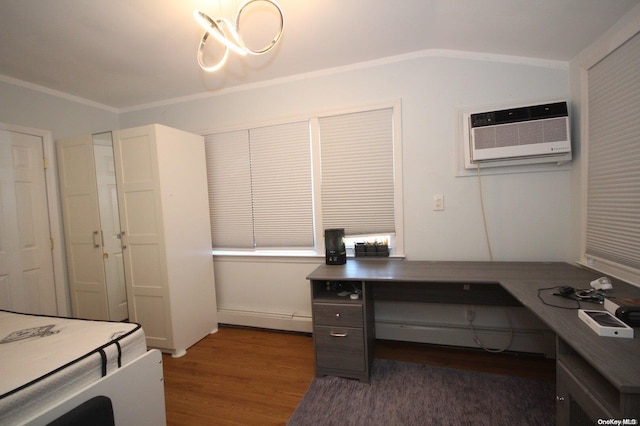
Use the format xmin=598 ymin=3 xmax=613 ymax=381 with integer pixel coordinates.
xmin=288 ymin=359 xmax=555 ymax=426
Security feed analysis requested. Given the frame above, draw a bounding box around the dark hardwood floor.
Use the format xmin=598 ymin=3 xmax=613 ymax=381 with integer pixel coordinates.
xmin=161 ymin=325 xmax=555 ymax=426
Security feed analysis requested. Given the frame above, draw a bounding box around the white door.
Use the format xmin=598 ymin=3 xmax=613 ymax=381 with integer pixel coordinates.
xmin=114 ymin=125 xmax=174 ymax=349
xmin=0 ymin=130 xmax=57 ymax=315
xmin=94 ymin=137 xmax=128 ymax=321
xmin=56 ymin=134 xmax=109 ymax=320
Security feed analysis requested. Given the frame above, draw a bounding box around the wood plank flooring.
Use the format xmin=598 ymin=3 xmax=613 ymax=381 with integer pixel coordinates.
xmin=161 ymin=326 xmax=555 ymax=426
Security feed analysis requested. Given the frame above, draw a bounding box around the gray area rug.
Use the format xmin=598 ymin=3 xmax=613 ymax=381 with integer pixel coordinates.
xmin=288 ymin=359 xmax=555 ymax=426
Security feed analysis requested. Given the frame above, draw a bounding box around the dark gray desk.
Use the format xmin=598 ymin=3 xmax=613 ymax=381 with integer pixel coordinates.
xmin=307 ymin=259 xmax=640 ymax=424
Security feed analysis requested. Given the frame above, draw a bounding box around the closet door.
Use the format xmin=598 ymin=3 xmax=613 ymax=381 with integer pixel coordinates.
xmin=0 ymin=130 xmax=56 ymax=315
xmin=57 ymin=135 xmax=109 ymax=319
xmin=113 ymin=125 xmax=173 ymax=349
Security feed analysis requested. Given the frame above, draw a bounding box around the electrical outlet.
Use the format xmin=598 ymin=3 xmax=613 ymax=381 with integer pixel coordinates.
xmin=433 ymin=194 xmax=444 ymax=211
xmin=466 ymin=306 xmax=475 ymax=322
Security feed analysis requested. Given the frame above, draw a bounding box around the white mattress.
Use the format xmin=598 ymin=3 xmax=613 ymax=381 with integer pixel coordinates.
xmin=0 ymin=310 xmax=147 ymax=425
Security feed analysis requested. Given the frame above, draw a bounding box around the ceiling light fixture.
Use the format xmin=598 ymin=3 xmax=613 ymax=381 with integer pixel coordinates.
xmin=194 ymin=0 xmax=284 ymax=72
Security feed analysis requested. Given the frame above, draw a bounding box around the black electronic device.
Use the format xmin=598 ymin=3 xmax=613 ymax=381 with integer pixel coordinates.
xmin=555 ymin=286 xmax=575 ymax=297
xmin=617 ymin=306 xmax=640 ymax=327
xmin=604 ymin=297 xmax=640 ymax=326
xmin=324 ymin=228 xmax=346 ymax=265
xmin=553 ymin=286 xmax=604 ymax=303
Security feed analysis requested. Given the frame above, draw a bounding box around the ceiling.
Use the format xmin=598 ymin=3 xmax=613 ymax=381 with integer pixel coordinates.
xmin=1 ymin=0 xmax=638 ymax=110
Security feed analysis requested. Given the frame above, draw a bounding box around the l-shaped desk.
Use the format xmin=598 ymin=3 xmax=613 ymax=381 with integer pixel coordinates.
xmin=306 ymin=260 xmax=640 ymax=424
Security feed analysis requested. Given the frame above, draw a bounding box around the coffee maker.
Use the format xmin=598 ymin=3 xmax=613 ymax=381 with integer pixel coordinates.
xmin=324 ymin=228 xmax=346 ymax=265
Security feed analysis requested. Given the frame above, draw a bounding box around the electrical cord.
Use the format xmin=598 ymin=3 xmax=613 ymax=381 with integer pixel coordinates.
xmin=537 ymin=286 xmax=581 ymax=309
xmin=536 ymin=285 xmax=604 ymax=310
xmin=473 ymin=164 xmax=513 ymax=353
xmin=346 ymin=281 xmax=361 ymax=296
xmin=476 ymin=163 xmax=493 ymax=261
xmin=467 ymin=306 xmax=514 ymax=354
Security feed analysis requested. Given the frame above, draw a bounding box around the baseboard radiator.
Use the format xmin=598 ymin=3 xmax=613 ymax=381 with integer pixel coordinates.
xmin=217 ymin=308 xmax=555 ymax=357
xmin=218 ymin=308 xmax=313 ymax=333
xmin=375 ymin=319 xmax=555 ymax=358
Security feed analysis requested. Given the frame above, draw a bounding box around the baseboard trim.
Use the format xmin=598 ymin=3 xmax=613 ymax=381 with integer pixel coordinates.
xmin=218 ymin=308 xmax=313 ymax=333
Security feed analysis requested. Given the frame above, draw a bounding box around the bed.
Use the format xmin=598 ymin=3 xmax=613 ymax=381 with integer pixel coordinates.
xmin=0 ymin=310 xmax=166 ymax=425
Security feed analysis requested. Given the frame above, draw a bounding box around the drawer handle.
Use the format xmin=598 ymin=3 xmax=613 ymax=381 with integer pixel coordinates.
xmin=335 ymin=313 xmax=340 ymax=319
xmin=330 ymin=332 xmax=348 ymax=337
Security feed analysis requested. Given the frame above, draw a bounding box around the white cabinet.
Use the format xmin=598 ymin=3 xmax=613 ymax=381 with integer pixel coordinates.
xmin=113 ymin=124 xmax=217 ymax=357
xmin=58 ymin=124 xmax=217 ymax=357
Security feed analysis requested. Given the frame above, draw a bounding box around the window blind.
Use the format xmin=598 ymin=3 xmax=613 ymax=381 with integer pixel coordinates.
xmin=204 ymin=130 xmax=254 ymax=248
xmin=319 ymin=108 xmax=395 ymax=236
xmin=249 ymin=122 xmax=314 ymax=247
xmin=585 ymin=30 xmax=640 ymax=276
xmin=204 ymin=122 xmax=313 ymax=249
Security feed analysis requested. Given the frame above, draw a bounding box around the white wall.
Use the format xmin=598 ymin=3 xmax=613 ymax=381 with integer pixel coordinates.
xmin=120 ymin=52 xmax=570 ymax=353
xmin=0 ymin=80 xmax=119 ymax=138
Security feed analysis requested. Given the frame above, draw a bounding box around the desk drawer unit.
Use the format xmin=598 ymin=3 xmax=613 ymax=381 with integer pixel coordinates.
xmin=313 ymin=303 xmax=365 ymax=374
xmin=310 ymin=280 xmax=374 ymax=383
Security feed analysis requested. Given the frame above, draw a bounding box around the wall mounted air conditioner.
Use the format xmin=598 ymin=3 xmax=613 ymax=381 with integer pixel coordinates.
xmin=465 ymin=101 xmax=571 ymax=169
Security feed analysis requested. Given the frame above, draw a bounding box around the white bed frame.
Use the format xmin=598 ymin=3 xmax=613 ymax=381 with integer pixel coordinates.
xmin=22 ymin=349 xmax=166 ymax=426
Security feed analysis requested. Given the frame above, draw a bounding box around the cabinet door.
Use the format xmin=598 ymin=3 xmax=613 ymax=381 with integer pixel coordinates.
xmin=113 ymin=125 xmax=173 ymax=349
xmin=93 ymin=139 xmax=128 ymax=321
xmin=57 ymin=135 xmax=109 ymax=319
xmin=556 ymin=360 xmax=613 ymax=423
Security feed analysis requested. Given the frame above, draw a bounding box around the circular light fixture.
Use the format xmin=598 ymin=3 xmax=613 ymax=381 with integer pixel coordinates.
xmin=195 ymin=0 xmax=284 ymax=72
xmin=235 ymin=0 xmax=285 ymax=55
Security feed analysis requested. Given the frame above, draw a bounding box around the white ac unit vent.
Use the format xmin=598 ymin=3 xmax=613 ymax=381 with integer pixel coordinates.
xmin=466 ymin=101 xmax=571 ymax=169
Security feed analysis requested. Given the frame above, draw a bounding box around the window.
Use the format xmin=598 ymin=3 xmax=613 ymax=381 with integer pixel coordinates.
xmin=204 ymin=104 xmax=403 ymax=256
xmin=581 ymin=29 xmax=640 ymax=286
